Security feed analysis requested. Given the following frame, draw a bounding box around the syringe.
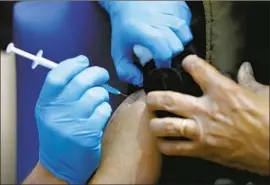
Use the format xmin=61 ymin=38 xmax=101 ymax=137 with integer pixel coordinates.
xmin=6 ymin=43 xmax=127 ymax=97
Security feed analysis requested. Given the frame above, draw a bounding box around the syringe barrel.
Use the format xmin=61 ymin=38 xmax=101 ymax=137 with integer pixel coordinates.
xmin=37 ymin=57 xmax=58 ymax=69
xmin=9 ymin=45 xmax=58 ymax=70
xmin=12 ymin=47 xmax=37 ymax=61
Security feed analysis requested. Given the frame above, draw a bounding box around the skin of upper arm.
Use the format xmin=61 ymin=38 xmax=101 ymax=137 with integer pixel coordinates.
xmin=90 ymin=90 xmax=162 ymax=184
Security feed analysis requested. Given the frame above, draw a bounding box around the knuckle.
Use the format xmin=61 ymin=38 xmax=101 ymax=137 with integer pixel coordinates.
xmin=84 ymin=88 xmax=98 ymax=101
xmin=85 ymin=87 xmax=107 ymax=101
xmin=75 ymin=55 xmax=89 ymax=63
xmin=73 ymin=76 xmax=88 ymax=89
xmin=91 ymin=66 xmax=110 ymax=81
xmin=91 ymin=66 xmax=108 ymax=76
xmin=189 ymin=121 xmax=201 ymax=138
xmin=116 ymin=67 xmax=128 ymax=81
xmin=162 ymin=118 xmax=176 ymax=134
xmin=62 ymin=56 xmax=89 ymax=69
xmin=96 ymin=102 xmax=112 ymax=117
xmin=45 ymin=72 xmax=67 ymax=88
xmin=188 ymin=121 xmax=197 ymax=132
xmin=175 ymin=19 xmax=186 ymax=29
xmin=161 ymin=92 xmax=177 ymax=111
xmin=173 ymin=43 xmax=184 ymax=54
xmin=99 ymin=88 xmax=110 ymax=101
xmin=204 ymin=135 xmax=218 ymax=147
xmin=96 ymin=86 xmax=109 ymax=96
xmin=193 ymin=103 xmax=206 ymax=115
xmin=151 ymin=32 xmax=163 ymax=41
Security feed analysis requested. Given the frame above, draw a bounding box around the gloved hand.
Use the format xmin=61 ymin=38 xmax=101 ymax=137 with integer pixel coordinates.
xmin=146 ymin=55 xmax=269 ymax=175
xmin=36 ymin=55 xmax=112 ymax=184
xmin=100 ymin=1 xmax=193 ymax=86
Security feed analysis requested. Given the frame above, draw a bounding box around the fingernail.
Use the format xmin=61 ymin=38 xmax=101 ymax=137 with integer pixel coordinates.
xmin=76 ymin=55 xmax=89 ymax=65
xmin=183 ymin=54 xmax=198 ymax=64
xmin=243 ymin=62 xmax=253 ymax=75
xmin=180 ymin=24 xmax=193 ymax=45
xmin=132 ymin=75 xmax=143 ymax=87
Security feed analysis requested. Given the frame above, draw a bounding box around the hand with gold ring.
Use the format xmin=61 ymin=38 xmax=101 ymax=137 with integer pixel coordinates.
xmin=146 ymin=55 xmax=269 ymax=176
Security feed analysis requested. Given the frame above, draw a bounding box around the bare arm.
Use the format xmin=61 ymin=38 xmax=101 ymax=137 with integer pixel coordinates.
xmin=23 ymin=90 xmax=161 ymax=184
xmin=23 ymin=162 xmax=67 ymax=184
xmin=90 ymin=90 xmax=162 ymax=184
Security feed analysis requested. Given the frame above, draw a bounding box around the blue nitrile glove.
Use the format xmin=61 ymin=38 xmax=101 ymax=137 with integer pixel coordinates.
xmin=99 ymin=1 xmax=193 ymax=86
xmin=35 ymin=55 xmax=112 ymax=184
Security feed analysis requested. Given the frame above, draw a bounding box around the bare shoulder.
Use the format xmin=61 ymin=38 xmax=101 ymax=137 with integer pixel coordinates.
xmin=93 ymin=89 xmax=161 ymax=184
xmin=110 ymin=90 xmax=150 ymax=122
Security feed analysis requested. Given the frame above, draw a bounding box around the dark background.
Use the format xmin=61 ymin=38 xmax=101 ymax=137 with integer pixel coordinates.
xmin=0 ymin=1 xmax=269 ymax=83
xmin=0 ymin=2 xmax=16 ymax=50
xmin=244 ymin=1 xmax=269 ymax=84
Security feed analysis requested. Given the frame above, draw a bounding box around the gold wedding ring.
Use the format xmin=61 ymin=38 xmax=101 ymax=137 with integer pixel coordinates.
xmin=179 ymin=120 xmax=188 ymax=137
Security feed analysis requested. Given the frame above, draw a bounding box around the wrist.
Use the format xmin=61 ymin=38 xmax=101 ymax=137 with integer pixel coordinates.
xmin=23 ymin=161 xmax=67 ymax=184
xmin=39 ymin=153 xmax=93 ymax=184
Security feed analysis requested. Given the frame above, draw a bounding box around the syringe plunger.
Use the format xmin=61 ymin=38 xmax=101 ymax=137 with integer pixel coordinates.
xmin=6 ymin=43 xmax=123 ymax=96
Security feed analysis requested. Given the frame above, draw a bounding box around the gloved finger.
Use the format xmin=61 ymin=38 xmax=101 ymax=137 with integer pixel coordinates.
xmin=87 ymin=102 xmax=112 ymax=131
xmin=172 ymin=20 xmax=193 ymax=45
xmin=75 ymin=87 xmax=109 ymax=118
xmin=126 ymin=22 xmax=172 ymax=68
xmin=148 ymin=13 xmax=193 ymax=45
xmin=237 ymin=62 xmax=266 ymax=90
xmin=114 ymin=55 xmax=143 ymax=86
xmin=146 ymin=91 xmax=205 ymax=118
xmin=148 ymin=12 xmax=191 ymax=30
xmin=133 ymin=45 xmax=154 ymax=67
xmin=156 ymin=25 xmax=184 ymax=55
xmin=60 ymin=66 xmax=109 ymax=101
xmin=39 ymin=55 xmax=89 ymax=101
xmin=157 ymin=138 xmax=199 ymax=156
xmin=150 ymin=117 xmax=200 ymax=140
xmin=182 ymin=55 xmax=236 ymax=93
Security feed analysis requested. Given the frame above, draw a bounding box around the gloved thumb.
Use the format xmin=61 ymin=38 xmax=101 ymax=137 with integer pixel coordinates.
xmin=115 ymin=56 xmax=143 ymax=86
xmin=237 ymin=62 xmax=263 ymax=90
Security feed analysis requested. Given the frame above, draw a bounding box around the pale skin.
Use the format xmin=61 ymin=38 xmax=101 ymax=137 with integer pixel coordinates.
xmin=23 ymin=57 xmax=269 ymax=184
xmin=146 ymin=55 xmax=269 ymax=175
xmin=90 ymin=90 xmax=161 ymax=184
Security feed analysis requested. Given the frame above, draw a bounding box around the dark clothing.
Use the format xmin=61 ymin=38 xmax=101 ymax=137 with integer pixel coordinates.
xmin=128 ymin=1 xmax=269 ymax=184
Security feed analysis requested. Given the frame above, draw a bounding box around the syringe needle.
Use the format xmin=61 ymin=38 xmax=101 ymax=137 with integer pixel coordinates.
xmin=120 ymin=93 xmax=128 ymax=97
xmin=6 ymin=42 xmax=127 ymax=96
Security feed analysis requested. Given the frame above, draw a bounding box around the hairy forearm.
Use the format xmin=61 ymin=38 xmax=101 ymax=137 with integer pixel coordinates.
xmin=23 ymin=161 xmax=67 ymax=184
xmin=90 ymin=90 xmax=162 ymax=184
